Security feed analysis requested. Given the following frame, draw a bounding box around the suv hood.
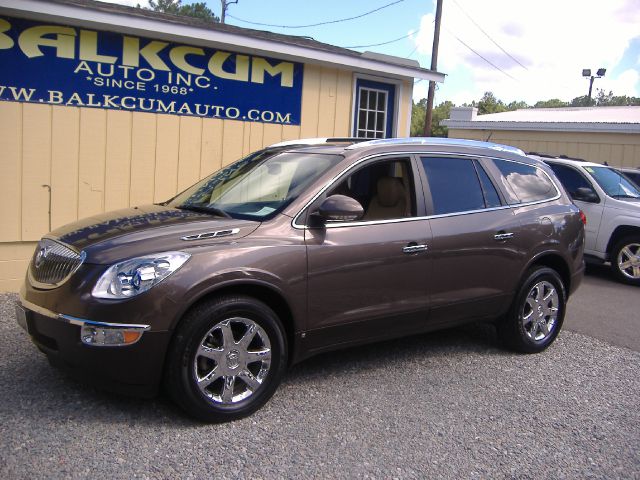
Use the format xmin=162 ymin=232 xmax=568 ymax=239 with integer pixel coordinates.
xmin=48 ymin=205 xmax=259 ymax=264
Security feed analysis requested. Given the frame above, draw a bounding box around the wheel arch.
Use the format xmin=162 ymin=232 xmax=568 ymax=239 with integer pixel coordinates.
xmin=171 ymin=280 xmax=298 ymax=364
xmin=606 ymin=225 xmax=640 ymax=259
xmin=524 ymin=252 xmax=571 ymax=298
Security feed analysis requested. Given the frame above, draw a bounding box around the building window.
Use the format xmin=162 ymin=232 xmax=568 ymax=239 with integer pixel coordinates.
xmin=353 ymin=79 xmax=396 ymax=138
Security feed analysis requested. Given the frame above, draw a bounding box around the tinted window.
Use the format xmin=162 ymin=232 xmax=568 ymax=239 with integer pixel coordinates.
xmin=621 ymin=170 xmax=640 ymax=187
xmin=623 ymin=171 xmax=640 ymax=187
xmin=547 ymin=163 xmax=592 ymax=196
xmin=476 ymin=162 xmax=502 ymax=208
xmin=494 ymin=159 xmax=557 ymax=204
xmin=421 ymin=157 xmax=485 ymax=215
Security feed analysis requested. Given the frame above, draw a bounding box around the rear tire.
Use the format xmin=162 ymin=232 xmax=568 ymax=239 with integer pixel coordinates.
xmin=498 ymin=266 xmax=566 ymax=353
xmin=610 ymin=236 xmax=640 ymax=286
xmin=164 ymin=295 xmax=287 ymax=422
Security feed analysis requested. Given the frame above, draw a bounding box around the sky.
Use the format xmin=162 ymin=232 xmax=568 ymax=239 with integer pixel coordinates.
xmin=104 ymin=0 xmax=640 ymax=106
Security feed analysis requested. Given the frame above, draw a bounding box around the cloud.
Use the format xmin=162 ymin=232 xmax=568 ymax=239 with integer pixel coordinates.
xmin=414 ymin=0 xmax=640 ymax=104
xmin=600 ymin=69 xmax=640 ymax=96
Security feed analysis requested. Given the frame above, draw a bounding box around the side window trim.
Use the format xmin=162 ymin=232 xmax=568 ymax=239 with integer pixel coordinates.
xmin=291 ymin=151 xmax=559 ymax=229
xmin=416 ymin=154 xmax=504 ymax=216
xmin=412 ymin=153 xmax=434 ymax=215
xmin=473 ymin=159 xmax=504 ymax=208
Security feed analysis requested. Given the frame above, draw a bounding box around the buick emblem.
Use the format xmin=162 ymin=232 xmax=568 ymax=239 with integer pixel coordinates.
xmin=35 ymin=245 xmax=51 ymax=269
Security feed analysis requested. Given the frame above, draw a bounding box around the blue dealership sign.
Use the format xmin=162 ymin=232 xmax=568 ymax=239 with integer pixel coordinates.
xmin=0 ymin=16 xmax=303 ymax=124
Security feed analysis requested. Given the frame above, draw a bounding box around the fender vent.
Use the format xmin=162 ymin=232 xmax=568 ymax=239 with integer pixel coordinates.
xmin=181 ymin=228 xmax=240 ymax=241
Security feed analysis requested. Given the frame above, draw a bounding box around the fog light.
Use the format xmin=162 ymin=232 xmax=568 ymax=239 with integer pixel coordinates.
xmin=81 ymin=325 xmax=144 ymax=346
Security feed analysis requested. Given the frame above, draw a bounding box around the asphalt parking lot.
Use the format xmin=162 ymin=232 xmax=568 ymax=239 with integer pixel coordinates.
xmin=1 ymin=272 xmax=639 ymax=479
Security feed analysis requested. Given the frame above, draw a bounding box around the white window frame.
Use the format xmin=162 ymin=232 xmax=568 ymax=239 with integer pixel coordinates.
xmin=350 ymin=74 xmax=404 ymax=138
xmin=355 ymin=86 xmax=389 ymax=139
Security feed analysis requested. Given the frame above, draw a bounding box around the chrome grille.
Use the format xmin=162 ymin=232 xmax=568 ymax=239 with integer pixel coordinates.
xmin=29 ymin=239 xmax=85 ymax=288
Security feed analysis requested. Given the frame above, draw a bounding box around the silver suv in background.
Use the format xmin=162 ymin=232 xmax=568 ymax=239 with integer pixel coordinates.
xmin=530 ymin=154 xmax=640 ymax=286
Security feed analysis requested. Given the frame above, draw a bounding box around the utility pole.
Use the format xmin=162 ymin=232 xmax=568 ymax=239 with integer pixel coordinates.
xmin=423 ymin=0 xmax=443 ymax=136
xmin=220 ymin=0 xmax=238 ymax=23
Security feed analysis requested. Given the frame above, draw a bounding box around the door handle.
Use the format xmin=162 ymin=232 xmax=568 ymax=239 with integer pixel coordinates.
xmin=494 ymin=232 xmax=515 ymax=241
xmin=403 ymin=243 xmax=428 ymax=254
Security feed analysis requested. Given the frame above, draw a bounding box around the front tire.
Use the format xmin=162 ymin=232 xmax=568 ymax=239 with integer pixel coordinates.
xmin=498 ymin=266 xmax=566 ymax=353
xmin=164 ymin=295 xmax=287 ymax=422
xmin=610 ymin=236 xmax=640 ymax=286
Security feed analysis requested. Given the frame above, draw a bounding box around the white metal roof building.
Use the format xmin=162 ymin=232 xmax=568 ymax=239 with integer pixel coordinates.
xmin=442 ymin=106 xmax=640 ymax=167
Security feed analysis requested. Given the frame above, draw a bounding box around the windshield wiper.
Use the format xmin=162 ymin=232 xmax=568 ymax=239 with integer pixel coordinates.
xmin=612 ymin=194 xmax=640 ymax=199
xmin=176 ymin=204 xmax=231 ymax=218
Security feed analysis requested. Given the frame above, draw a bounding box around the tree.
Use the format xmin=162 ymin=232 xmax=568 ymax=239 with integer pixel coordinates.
xmin=570 ymin=95 xmax=595 ymax=107
xmin=410 ymin=98 xmax=427 ymax=137
xmin=476 ymin=91 xmax=507 ymax=115
xmin=410 ymin=99 xmax=453 ymax=137
xmin=145 ymin=0 xmax=220 ymax=22
xmin=534 ymin=99 xmax=567 ymax=108
xmin=595 ymin=89 xmax=640 ymax=106
xmin=430 ymin=101 xmax=454 ymax=137
xmin=507 ymin=100 xmax=529 ymax=111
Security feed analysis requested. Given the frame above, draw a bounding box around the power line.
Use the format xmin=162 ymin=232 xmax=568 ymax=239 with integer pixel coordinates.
xmin=343 ymin=30 xmax=417 ymax=49
xmin=444 ymin=27 xmax=519 ymax=81
xmin=228 ymin=0 xmax=406 ymax=29
xmin=451 ymin=0 xmax=528 ymax=70
xmin=406 ymin=44 xmax=419 ymax=58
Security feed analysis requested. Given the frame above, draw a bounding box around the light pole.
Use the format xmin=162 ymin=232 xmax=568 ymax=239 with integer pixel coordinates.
xmin=582 ymin=68 xmax=606 ymax=100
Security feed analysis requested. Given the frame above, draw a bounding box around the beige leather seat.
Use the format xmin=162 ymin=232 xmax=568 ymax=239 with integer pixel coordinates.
xmin=364 ymin=176 xmax=408 ymax=220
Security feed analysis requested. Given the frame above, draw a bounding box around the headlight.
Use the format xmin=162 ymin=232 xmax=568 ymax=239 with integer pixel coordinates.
xmin=92 ymin=252 xmax=190 ymax=299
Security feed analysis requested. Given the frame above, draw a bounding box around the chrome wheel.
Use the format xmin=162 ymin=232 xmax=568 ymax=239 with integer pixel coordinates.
xmin=616 ymin=242 xmax=640 ymax=280
xmin=194 ymin=317 xmax=271 ymax=405
xmin=520 ymin=280 xmax=559 ymax=342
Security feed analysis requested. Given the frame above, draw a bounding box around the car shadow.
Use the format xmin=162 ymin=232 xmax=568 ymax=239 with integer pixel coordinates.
xmin=286 ymin=321 xmax=504 ymax=385
xmin=1 ymin=297 xmax=509 ymax=426
xmin=585 ymin=262 xmax=616 ymax=282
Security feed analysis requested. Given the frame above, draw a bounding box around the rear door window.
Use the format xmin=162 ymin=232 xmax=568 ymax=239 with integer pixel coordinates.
xmin=492 ymin=159 xmax=558 ymax=204
xmin=420 ymin=157 xmax=502 ymax=215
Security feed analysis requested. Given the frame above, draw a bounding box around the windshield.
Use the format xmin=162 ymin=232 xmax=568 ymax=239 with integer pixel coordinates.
xmin=168 ymin=149 xmax=343 ymax=220
xmin=584 ymin=166 xmax=640 ymax=199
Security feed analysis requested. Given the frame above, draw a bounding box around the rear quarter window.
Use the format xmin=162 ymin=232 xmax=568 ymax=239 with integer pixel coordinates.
xmin=493 ymin=159 xmax=558 ymax=204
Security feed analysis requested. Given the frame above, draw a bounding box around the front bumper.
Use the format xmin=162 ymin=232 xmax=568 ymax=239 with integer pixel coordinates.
xmin=16 ymin=296 xmax=171 ymax=397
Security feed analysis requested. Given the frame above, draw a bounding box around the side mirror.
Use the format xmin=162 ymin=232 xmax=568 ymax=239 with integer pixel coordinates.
xmin=313 ymin=195 xmax=364 ymax=223
xmin=572 ymin=187 xmax=599 ymax=203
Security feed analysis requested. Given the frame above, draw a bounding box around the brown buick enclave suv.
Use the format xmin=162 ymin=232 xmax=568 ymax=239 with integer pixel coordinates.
xmin=16 ymin=137 xmax=585 ymax=422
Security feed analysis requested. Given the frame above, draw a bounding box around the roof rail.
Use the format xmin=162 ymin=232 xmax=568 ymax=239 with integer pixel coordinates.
xmin=268 ymin=137 xmax=368 ymax=148
xmin=558 ymin=155 xmax=587 ymax=162
xmin=527 ymin=152 xmax=557 ymax=158
xmin=346 ymin=137 xmax=525 ymax=155
xmin=528 ymin=152 xmax=588 ymax=162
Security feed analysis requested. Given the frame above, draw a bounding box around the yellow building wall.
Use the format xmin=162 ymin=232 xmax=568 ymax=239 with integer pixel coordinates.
xmin=448 ymin=128 xmax=640 ymax=167
xmin=0 ymin=64 xmax=364 ymax=291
